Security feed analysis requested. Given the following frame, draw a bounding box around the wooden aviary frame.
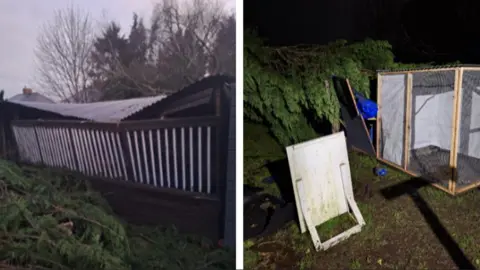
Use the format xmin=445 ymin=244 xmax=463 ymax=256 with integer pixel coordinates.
xmin=376 ymin=65 xmax=480 ymax=195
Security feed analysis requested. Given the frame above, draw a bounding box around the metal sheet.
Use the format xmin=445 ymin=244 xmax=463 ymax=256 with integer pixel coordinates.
xmin=7 ymin=95 xmax=167 ymax=123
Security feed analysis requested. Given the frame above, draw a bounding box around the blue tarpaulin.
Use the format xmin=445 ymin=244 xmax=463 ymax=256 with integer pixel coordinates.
xmin=353 ymin=90 xmax=378 ymax=119
xmin=353 ymin=89 xmax=378 ymax=143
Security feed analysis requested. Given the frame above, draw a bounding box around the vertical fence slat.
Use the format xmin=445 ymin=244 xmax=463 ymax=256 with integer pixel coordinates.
xmin=164 ymin=129 xmax=171 ymax=187
xmin=44 ymin=128 xmax=55 ymax=167
xmin=189 ymin=127 xmax=194 ymax=191
xmin=116 ymin=132 xmax=129 ymax=181
xmin=48 ymin=128 xmax=60 ymax=167
xmin=95 ymin=131 xmax=106 ymax=177
xmin=57 ymin=128 xmax=68 ymax=168
xmin=43 ymin=128 xmax=54 ymax=167
xmin=74 ymin=129 xmax=86 ymax=174
xmin=37 ymin=128 xmax=48 ymax=166
xmin=126 ymin=131 xmax=137 ymax=182
xmin=15 ymin=127 xmax=27 ymax=162
xmin=91 ymin=130 xmax=102 ymax=176
xmin=104 ymin=131 xmax=117 ymax=179
xmin=85 ymin=130 xmax=98 ymax=176
xmin=93 ymin=130 xmax=106 ymax=177
xmin=198 ymin=126 xmax=202 ymax=193
xmin=133 ymin=131 xmax=143 ymax=183
xmin=61 ymin=128 xmax=73 ymax=170
xmin=97 ymin=131 xmax=110 ymax=178
xmin=71 ymin=129 xmax=85 ymax=173
xmin=148 ymin=130 xmax=157 ymax=186
xmin=28 ymin=127 xmax=40 ymax=164
xmin=56 ymin=128 xmax=67 ymax=168
xmin=181 ymin=127 xmax=186 ymax=190
xmin=19 ymin=127 xmax=36 ymax=163
xmin=12 ymin=127 xmax=24 ymax=161
xmin=80 ymin=129 xmax=93 ymax=175
xmin=207 ymin=126 xmax=211 ymax=194
xmin=156 ymin=129 xmax=164 ymax=187
xmin=172 ymin=128 xmax=178 ymax=188
xmin=141 ymin=130 xmax=149 ymax=185
xmin=33 ymin=127 xmax=44 ymax=165
xmin=20 ymin=128 xmax=32 ymax=163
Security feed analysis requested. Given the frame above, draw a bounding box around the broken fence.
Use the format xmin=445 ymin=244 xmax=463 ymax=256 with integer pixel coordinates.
xmin=11 ymin=116 xmax=223 ymax=195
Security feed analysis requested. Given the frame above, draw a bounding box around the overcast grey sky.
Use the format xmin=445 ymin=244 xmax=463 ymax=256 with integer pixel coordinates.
xmin=0 ymin=0 xmax=235 ymax=99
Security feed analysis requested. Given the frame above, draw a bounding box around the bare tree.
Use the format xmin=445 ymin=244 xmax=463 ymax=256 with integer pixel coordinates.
xmin=34 ymin=5 xmax=95 ymax=103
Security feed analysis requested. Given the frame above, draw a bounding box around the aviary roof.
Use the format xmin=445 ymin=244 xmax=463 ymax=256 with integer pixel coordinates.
xmin=7 ymin=94 xmax=168 ymax=123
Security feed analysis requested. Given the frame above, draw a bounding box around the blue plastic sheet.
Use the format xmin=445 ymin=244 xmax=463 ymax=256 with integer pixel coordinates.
xmin=353 ymin=90 xmax=378 ymax=119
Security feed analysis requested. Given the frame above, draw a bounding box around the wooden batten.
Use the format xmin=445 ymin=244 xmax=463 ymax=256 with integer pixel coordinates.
xmin=449 ymin=68 xmax=463 ymax=193
xmin=376 ymin=157 xmax=454 ymax=195
xmin=376 ymin=74 xmax=382 ymax=158
xmin=455 ymin=181 xmax=480 ymax=194
xmin=460 ymin=67 xmax=480 ymax=71
xmin=377 ymin=157 xmax=417 ymax=176
xmin=378 ymin=68 xmax=457 ymax=76
xmin=403 ymin=73 xmax=413 ymax=169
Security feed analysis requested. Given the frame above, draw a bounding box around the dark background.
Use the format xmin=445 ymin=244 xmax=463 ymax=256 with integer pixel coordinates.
xmin=245 ymin=0 xmax=480 ymax=63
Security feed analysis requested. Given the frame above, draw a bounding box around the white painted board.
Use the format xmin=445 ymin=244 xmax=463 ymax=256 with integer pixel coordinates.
xmin=286 ymin=131 xmax=364 ymax=251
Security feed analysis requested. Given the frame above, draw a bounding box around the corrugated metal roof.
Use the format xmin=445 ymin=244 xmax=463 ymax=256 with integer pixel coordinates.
xmin=8 ymin=94 xmax=168 ymax=122
xmin=377 ymin=64 xmax=480 ymax=73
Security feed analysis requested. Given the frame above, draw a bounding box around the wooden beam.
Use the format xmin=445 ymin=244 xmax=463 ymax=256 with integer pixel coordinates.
xmin=404 ymin=73 xmax=413 ymax=169
xmin=449 ymin=68 xmax=463 ymax=193
xmin=378 ymin=68 xmax=457 ymax=76
xmin=376 ymin=74 xmax=382 ymax=159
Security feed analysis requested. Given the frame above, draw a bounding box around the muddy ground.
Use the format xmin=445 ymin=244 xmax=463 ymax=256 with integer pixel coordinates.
xmin=244 ymin=123 xmax=480 ymax=270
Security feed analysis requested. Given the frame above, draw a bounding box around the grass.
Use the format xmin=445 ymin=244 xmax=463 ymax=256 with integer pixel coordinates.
xmin=244 ymin=122 xmax=480 ymax=270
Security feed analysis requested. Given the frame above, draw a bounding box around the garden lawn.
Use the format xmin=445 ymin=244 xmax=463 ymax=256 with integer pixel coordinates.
xmin=244 ymin=122 xmax=480 ymax=270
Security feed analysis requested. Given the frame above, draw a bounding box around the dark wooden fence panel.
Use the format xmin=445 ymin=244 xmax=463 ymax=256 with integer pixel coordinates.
xmin=11 ymin=116 xmax=222 ymax=196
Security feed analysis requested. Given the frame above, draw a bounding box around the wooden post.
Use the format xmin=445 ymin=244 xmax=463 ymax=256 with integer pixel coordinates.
xmin=376 ymin=74 xmax=382 ymax=158
xmin=403 ymin=73 xmax=413 ymax=169
xmin=449 ymin=68 xmax=463 ymax=193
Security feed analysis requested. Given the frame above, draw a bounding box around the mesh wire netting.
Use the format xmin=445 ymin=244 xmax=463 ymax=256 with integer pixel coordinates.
xmin=379 ymin=74 xmax=406 ymax=167
xmin=456 ymin=71 xmax=480 ymax=188
xmin=380 ymin=69 xmax=480 ymax=191
xmin=406 ymin=71 xmax=455 ymax=188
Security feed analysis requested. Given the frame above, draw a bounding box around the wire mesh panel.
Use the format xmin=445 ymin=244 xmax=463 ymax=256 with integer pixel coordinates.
xmin=406 ymin=71 xmax=455 ymax=188
xmin=378 ymin=74 xmax=406 ymax=167
xmin=456 ymin=70 xmax=480 ymax=189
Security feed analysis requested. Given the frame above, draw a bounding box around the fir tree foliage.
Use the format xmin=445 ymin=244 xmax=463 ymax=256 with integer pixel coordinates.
xmin=0 ymin=160 xmax=130 ymax=269
xmin=0 ymin=160 xmax=235 ymax=270
xmin=244 ymin=29 xmax=423 ymax=146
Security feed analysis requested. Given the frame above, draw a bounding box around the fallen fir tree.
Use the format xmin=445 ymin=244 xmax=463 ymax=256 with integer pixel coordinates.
xmin=0 ymin=160 xmax=234 ymax=270
xmin=244 ymin=29 xmax=427 ymax=146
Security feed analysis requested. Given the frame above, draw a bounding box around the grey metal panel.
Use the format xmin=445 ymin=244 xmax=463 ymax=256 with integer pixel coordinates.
xmin=7 ymin=95 xmax=168 ymax=123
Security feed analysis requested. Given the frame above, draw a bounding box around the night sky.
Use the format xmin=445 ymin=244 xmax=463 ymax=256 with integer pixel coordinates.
xmin=245 ymin=0 xmax=480 ymax=63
